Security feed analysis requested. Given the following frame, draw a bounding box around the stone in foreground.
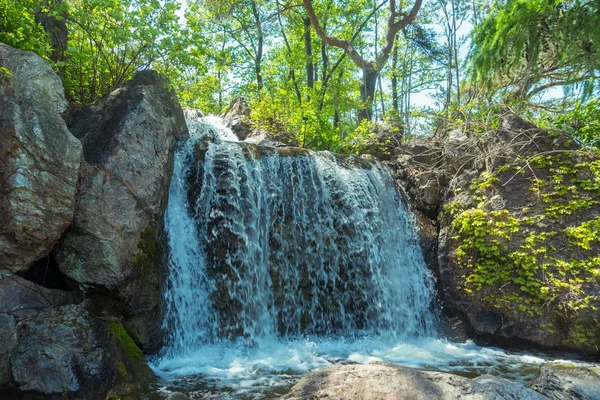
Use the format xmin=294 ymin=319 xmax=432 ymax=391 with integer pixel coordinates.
xmin=284 ymin=363 xmax=548 ymax=400
xmin=10 ymin=304 xmax=154 ymax=397
xmin=531 ymin=363 xmax=600 ymax=400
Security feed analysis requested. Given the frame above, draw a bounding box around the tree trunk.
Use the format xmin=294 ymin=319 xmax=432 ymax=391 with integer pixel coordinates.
xmin=451 ymin=0 xmax=460 ymax=108
xmin=251 ymin=0 xmax=264 ymax=95
xmin=304 ymin=17 xmax=314 ymax=89
xmin=256 ymin=62 xmax=263 ymax=93
xmin=302 ymin=0 xmax=423 ymax=121
xmin=391 ymin=37 xmax=399 ymax=113
xmin=359 ymin=67 xmax=378 ymax=122
xmin=35 ymin=0 xmax=68 ymax=79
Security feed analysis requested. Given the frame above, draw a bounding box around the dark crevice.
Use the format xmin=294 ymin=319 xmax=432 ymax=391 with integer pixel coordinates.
xmin=18 ymin=253 xmax=76 ymax=291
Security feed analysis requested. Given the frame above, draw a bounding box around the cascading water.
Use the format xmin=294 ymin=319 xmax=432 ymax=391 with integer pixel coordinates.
xmin=152 ymin=117 xmax=589 ymax=398
xmin=162 ymin=116 xmax=437 ymax=353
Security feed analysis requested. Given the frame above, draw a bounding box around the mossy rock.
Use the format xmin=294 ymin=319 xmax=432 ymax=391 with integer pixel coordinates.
xmin=105 ymin=318 xmax=155 ymax=398
xmin=441 ymin=148 xmax=600 ymax=354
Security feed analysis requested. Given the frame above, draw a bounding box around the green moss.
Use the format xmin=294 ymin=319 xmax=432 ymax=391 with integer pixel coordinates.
xmin=107 ymin=319 xmax=145 ymax=362
xmin=565 ymin=217 xmax=600 ymax=250
xmin=0 ymin=66 xmax=12 ymax=80
xmin=117 ymin=362 xmax=128 ymax=377
xmin=567 ymin=322 xmax=600 ymax=347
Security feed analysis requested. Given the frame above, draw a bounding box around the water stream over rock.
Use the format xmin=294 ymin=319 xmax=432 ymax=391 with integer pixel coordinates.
xmin=151 ymin=117 xmax=592 ymax=399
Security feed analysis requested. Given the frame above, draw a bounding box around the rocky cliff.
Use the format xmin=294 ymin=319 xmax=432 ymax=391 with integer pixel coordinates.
xmin=0 ymin=44 xmax=186 ymax=398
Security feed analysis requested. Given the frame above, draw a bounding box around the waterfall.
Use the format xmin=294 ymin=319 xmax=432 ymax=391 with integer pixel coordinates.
xmin=153 ymin=118 xmax=594 ymax=398
xmin=161 ymin=117 xmax=436 ymax=357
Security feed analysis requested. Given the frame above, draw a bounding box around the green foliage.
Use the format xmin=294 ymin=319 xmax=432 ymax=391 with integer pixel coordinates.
xmin=2 ymin=0 xmax=598 ymax=151
xmin=566 ymin=217 xmax=600 ymax=251
xmin=1 ymin=0 xmax=182 ymax=105
xmin=0 ymin=0 xmax=50 ymax=55
xmin=470 ymin=0 xmax=600 ymax=101
xmin=557 ymin=98 xmax=600 ymax=148
xmin=531 ymin=155 xmax=600 ymax=218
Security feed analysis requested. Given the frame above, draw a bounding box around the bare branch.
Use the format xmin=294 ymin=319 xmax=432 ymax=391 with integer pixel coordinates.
xmin=302 ymin=0 xmax=370 ymax=70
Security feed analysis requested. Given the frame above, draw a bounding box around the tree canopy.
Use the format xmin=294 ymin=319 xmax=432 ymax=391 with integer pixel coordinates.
xmin=1 ymin=0 xmax=599 ymax=149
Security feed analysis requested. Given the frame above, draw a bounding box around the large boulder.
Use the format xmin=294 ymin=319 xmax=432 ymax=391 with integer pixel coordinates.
xmin=437 ymin=115 xmax=600 ymax=353
xmin=220 ymin=96 xmax=300 ymax=146
xmin=10 ymin=303 xmax=154 ymax=398
xmin=531 ymin=364 xmax=600 ymax=400
xmin=0 ymin=273 xmax=78 ymax=388
xmin=388 ymin=114 xmax=600 ymax=353
xmin=0 ymin=44 xmax=82 ymax=273
xmin=55 ymin=71 xmax=188 ymax=349
xmin=347 ymin=120 xmax=404 ymax=161
xmin=283 ymin=363 xmax=547 ymax=399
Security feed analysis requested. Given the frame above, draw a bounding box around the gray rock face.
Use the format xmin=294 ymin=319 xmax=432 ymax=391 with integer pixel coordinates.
xmin=0 ymin=313 xmax=17 ymax=387
xmin=389 ymin=114 xmax=600 ymax=353
xmin=0 ymin=273 xmax=76 ymax=316
xmin=391 ymin=140 xmax=446 ymax=220
xmin=11 ymin=304 xmax=106 ymax=396
xmin=222 ymin=96 xmax=252 ymax=140
xmin=10 ymin=304 xmax=154 ymax=398
xmin=284 ymin=363 xmax=548 ymax=400
xmin=55 ymin=70 xmax=188 ymax=349
xmin=436 ymin=126 xmax=600 ymax=352
xmin=0 ymin=44 xmax=82 ymax=273
xmin=531 ymin=364 xmax=600 ymax=400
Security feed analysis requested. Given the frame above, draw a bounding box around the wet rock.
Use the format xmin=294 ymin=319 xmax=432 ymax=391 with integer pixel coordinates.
xmin=0 ymin=313 xmax=17 ymax=387
xmin=183 ymin=108 xmax=204 ymax=120
xmin=531 ymin=364 xmax=600 ymax=400
xmin=222 ymin=96 xmax=252 ymax=140
xmin=245 ymin=126 xmax=300 ymax=147
xmin=168 ymin=392 xmax=191 ymax=400
xmin=283 ymin=363 xmax=547 ymax=399
xmin=10 ymin=304 xmax=154 ymax=398
xmin=0 ymin=43 xmax=82 ymax=273
xmin=390 ymin=143 xmax=446 ymax=219
xmin=414 ymin=211 xmax=438 ymax=273
xmin=56 ymin=70 xmax=188 ymax=349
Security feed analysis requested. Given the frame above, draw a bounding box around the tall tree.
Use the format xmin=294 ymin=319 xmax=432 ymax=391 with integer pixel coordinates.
xmin=302 ymin=0 xmax=423 ymax=121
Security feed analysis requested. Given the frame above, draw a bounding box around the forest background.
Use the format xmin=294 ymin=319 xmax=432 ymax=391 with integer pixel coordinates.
xmin=1 ymin=0 xmax=599 ymax=152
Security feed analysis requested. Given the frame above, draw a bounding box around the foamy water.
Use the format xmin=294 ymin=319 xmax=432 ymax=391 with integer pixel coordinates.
xmin=151 ymin=336 xmax=593 ymax=398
